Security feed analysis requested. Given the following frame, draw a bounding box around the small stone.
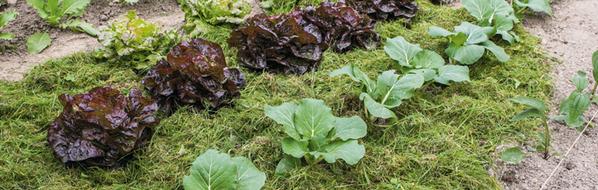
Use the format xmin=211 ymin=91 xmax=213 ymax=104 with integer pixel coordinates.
xmin=565 ymin=162 xmax=576 ymax=170
xmin=7 ymin=0 xmax=17 ymax=5
xmin=100 ymin=15 xmax=108 ymax=22
xmin=501 ymin=170 xmax=517 ymax=183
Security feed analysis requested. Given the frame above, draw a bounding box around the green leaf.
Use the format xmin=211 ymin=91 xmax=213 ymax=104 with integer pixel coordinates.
xmin=360 ymin=93 xmax=396 ymax=119
xmin=294 ymin=99 xmax=335 ymax=140
xmin=232 ymin=157 xmax=267 ymax=190
xmin=481 ymin=41 xmax=510 ymax=62
xmin=571 ymin=71 xmax=589 ymax=91
xmin=330 ymin=64 xmax=375 ymax=93
xmin=183 ymin=149 xmax=266 ymax=190
xmin=434 ymin=65 xmax=470 ymax=84
xmin=593 ymin=50 xmax=598 ymax=83
xmin=333 ymin=116 xmax=367 ymax=141
xmin=63 ymin=20 xmax=99 ymax=37
xmin=183 ymin=149 xmax=236 ymax=190
xmin=500 ymin=147 xmax=525 ymax=164
xmin=0 ymin=10 xmax=17 ymax=28
xmin=412 ymin=50 xmax=445 ymax=69
xmin=558 ymin=91 xmax=590 ymax=128
xmin=515 ymin=0 xmax=552 ymax=15
xmin=265 ymin=103 xmax=301 ymax=140
xmin=0 ymin=32 xmax=14 ymax=40
xmin=462 ymin=0 xmax=514 ymax=25
xmin=451 ymin=45 xmax=485 ymax=65
xmin=384 ymin=36 xmax=422 ymax=67
xmin=59 ymin=0 xmax=90 ymax=16
xmin=275 ymin=155 xmax=301 ymax=176
xmin=410 ymin=68 xmax=437 ymax=82
xmin=510 ymin=96 xmax=546 ymax=112
xmin=494 ymin=15 xmax=515 ymax=43
xmin=26 ymin=0 xmax=49 ymax=19
xmin=26 ymin=32 xmax=52 ymax=54
xmin=281 ymin=137 xmax=308 ymax=158
xmin=428 ymin=26 xmax=454 ymax=37
xmin=320 ymin=140 xmax=365 ymax=165
xmin=511 ymin=109 xmax=545 ymax=121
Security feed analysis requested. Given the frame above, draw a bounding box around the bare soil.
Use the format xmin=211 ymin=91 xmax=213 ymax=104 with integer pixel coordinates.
xmin=497 ymin=0 xmax=598 ymax=189
xmin=0 ymin=0 xmax=184 ymax=81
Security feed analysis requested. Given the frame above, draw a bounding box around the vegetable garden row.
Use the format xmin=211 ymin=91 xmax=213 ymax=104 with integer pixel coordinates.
xmin=6 ymin=0 xmax=595 ymax=189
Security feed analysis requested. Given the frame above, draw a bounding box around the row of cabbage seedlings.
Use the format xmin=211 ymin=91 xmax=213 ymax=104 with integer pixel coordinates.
xmin=46 ymin=1 xmax=419 ymax=189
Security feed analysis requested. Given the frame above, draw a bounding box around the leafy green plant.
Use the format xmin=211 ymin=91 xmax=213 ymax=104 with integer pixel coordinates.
xmin=514 ymin=0 xmax=552 ymax=15
xmin=26 ymin=32 xmax=52 ymax=54
xmin=0 ymin=10 xmax=17 ymax=40
xmin=461 ymin=0 xmax=518 ymax=43
xmin=429 ymin=22 xmax=510 ymax=65
xmin=384 ymin=36 xmax=470 ymax=84
xmin=554 ymin=71 xmax=592 ymax=128
xmin=331 ymin=64 xmax=424 ymax=121
xmin=96 ymin=11 xmax=180 ymax=71
xmin=510 ymin=96 xmax=550 ymax=158
xmin=179 ymin=0 xmax=253 ymax=36
xmin=183 ymin=149 xmax=266 ymax=190
xmin=265 ymin=99 xmax=367 ymax=174
xmin=116 ymin=0 xmax=139 ymax=5
xmin=26 ymin=0 xmax=98 ymax=36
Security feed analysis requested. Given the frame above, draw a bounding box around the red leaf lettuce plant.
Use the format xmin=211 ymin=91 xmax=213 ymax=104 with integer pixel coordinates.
xmin=142 ymin=38 xmax=246 ymax=114
xmin=47 ymin=87 xmax=159 ymax=167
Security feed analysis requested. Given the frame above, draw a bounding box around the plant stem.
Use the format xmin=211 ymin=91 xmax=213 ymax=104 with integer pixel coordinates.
xmin=590 ymin=82 xmax=598 ymax=99
xmin=542 ymin=118 xmax=550 ymax=159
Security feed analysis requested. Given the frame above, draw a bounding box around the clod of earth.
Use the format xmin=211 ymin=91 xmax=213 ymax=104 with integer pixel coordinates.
xmin=47 ymin=87 xmax=159 ymax=167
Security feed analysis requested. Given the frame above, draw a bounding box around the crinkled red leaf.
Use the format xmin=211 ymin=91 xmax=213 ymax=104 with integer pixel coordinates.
xmin=343 ymin=0 xmax=418 ymax=21
xmin=47 ymin=87 xmax=159 ymax=167
xmin=142 ymin=38 xmax=246 ymax=113
xmin=229 ymin=2 xmax=380 ymax=74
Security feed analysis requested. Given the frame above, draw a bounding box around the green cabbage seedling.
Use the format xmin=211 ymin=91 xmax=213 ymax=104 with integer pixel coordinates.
xmin=461 ymin=0 xmax=519 ymax=43
xmin=384 ymin=36 xmax=470 ymax=84
xmin=183 ymin=149 xmax=266 ymax=190
xmin=429 ymin=22 xmax=510 ymax=65
xmin=265 ymin=99 xmax=367 ymax=175
xmin=331 ymin=64 xmax=424 ymax=121
xmin=26 ymin=0 xmax=98 ymax=36
xmin=510 ymin=96 xmax=550 ymax=158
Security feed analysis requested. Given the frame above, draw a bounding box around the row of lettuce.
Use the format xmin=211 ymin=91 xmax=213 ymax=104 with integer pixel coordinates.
xmin=29 ymin=0 xmax=553 ymax=189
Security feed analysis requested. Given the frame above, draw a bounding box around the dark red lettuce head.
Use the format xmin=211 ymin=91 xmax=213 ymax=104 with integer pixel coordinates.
xmin=228 ymin=2 xmax=380 ymax=74
xmin=47 ymin=87 xmax=159 ymax=167
xmin=228 ymin=12 xmax=325 ymax=74
xmin=303 ymin=2 xmax=380 ymax=52
xmin=142 ymin=38 xmax=246 ymax=113
xmin=343 ymin=0 xmax=418 ymax=21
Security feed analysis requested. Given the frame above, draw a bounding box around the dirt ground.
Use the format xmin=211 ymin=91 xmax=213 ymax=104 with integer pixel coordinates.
xmin=0 ymin=0 xmax=183 ymax=81
xmin=497 ymin=0 xmax=598 ymax=189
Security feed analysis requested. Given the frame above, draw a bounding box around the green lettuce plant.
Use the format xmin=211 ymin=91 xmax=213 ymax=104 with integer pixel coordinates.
xmin=96 ymin=11 xmax=180 ymax=71
xmin=26 ymin=0 xmax=98 ymax=36
xmin=178 ymin=0 xmax=253 ymax=36
xmin=265 ymin=99 xmax=367 ymax=175
xmin=183 ymin=149 xmax=266 ymax=190
xmin=331 ymin=64 xmax=424 ymax=121
xmin=429 ymin=22 xmax=510 ymax=65
xmin=384 ymin=36 xmax=470 ymax=84
xmin=0 ymin=10 xmax=17 ymax=40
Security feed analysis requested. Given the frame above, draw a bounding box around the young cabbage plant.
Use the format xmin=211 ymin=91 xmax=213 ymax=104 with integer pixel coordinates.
xmin=183 ymin=149 xmax=266 ymax=190
xmin=461 ymin=0 xmax=519 ymax=43
xmin=554 ymin=71 xmax=592 ymax=129
xmin=0 ymin=10 xmax=17 ymax=40
xmin=510 ymin=96 xmax=550 ymax=159
xmin=26 ymin=0 xmax=98 ymax=36
xmin=384 ymin=36 xmax=470 ymax=84
xmin=330 ymin=64 xmax=424 ymax=122
xmin=429 ymin=22 xmax=510 ymax=65
xmin=514 ymin=0 xmax=552 ymax=16
xmin=265 ymin=99 xmax=367 ymax=175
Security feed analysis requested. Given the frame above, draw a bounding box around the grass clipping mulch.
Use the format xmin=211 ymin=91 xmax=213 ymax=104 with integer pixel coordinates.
xmin=0 ymin=0 xmax=551 ymax=189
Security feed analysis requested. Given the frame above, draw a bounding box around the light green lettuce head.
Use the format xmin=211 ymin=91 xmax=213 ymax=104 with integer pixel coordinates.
xmin=185 ymin=0 xmax=253 ymax=24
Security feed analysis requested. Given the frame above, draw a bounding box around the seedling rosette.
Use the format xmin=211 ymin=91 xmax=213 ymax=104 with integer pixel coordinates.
xmin=265 ymin=99 xmax=368 ymax=175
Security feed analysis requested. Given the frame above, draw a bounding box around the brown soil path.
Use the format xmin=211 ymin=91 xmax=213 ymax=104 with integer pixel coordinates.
xmin=499 ymin=0 xmax=598 ymax=189
xmin=0 ymin=0 xmax=184 ymax=81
